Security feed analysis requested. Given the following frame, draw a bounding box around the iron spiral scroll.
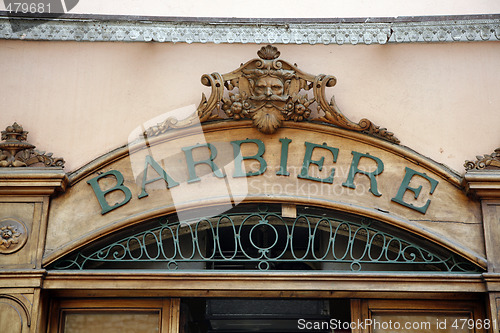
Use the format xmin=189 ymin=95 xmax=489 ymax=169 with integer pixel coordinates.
xmin=53 ymin=207 xmax=481 ymax=273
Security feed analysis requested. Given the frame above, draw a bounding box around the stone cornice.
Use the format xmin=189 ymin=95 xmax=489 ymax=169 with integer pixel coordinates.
xmin=482 ymin=273 xmax=500 ymax=292
xmin=0 ymin=168 xmax=68 ymax=195
xmin=1 ymin=14 xmax=499 ymax=44
xmin=464 ymin=171 xmax=500 ymax=200
xmin=0 ymin=269 xmax=46 ymax=288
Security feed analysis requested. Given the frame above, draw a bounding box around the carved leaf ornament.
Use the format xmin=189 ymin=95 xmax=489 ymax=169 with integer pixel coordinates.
xmin=464 ymin=148 xmax=500 ymax=170
xmin=0 ymin=123 xmax=64 ymax=168
xmin=147 ymin=45 xmax=399 ymax=143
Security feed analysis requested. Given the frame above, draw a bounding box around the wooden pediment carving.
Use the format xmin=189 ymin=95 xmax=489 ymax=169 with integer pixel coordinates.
xmin=0 ymin=122 xmax=64 ymax=168
xmin=465 ymin=147 xmax=500 ymax=170
xmin=146 ymin=45 xmax=399 ymax=143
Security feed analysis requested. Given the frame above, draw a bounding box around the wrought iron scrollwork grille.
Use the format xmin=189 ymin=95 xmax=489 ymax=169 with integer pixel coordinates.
xmin=52 ymin=207 xmax=481 ymax=273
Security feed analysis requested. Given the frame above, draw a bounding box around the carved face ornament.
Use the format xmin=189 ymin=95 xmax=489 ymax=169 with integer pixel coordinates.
xmin=217 ymin=45 xmax=325 ymax=134
xmin=0 ymin=219 xmax=28 ymax=254
xmin=0 ymin=225 xmax=20 ymax=248
xmin=247 ymin=74 xmax=290 ymax=134
xmin=253 ymin=76 xmax=285 ymax=101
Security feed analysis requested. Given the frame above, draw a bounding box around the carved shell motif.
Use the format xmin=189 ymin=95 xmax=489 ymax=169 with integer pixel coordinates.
xmin=146 ymin=45 xmax=399 ymax=144
xmin=257 ymin=45 xmax=280 ymax=60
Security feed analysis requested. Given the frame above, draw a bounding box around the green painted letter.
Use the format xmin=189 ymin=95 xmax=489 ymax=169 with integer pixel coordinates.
xmin=231 ymin=139 xmax=267 ymax=177
xmin=138 ymin=155 xmax=179 ymax=199
xmin=87 ymin=170 xmax=132 ymax=215
xmin=391 ymin=167 xmax=439 ymax=214
xmin=276 ymin=138 xmax=291 ymax=176
xmin=342 ymin=151 xmax=384 ymax=197
xmin=182 ymin=143 xmax=225 ymax=183
xmin=298 ymin=142 xmax=339 ymax=183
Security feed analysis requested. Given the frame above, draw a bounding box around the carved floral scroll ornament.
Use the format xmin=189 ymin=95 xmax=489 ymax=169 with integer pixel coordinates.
xmin=0 ymin=123 xmax=64 ymax=167
xmin=464 ymin=148 xmax=500 ymax=170
xmin=145 ymin=45 xmax=399 ymax=144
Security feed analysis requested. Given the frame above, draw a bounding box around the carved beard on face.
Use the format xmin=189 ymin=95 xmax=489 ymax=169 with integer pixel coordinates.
xmin=251 ymin=107 xmax=285 ymax=134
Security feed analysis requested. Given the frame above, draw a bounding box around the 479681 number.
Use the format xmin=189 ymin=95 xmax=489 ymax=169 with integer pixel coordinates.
xmin=6 ymin=2 xmax=52 ymax=14
xmin=452 ymin=318 xmax=497 ymax=330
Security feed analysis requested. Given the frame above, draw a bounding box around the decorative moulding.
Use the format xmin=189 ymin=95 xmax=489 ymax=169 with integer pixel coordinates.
xmin=463 ymin=172 xmax=500 ymax=200
xmin=0 ymin=122 xmax=64 ymax=168
xmin=464 ymin=147 xmax=500 ymax=199
xmin=145 ymin=45 xmax=399 ymax=143
xmin=464 ymin=148 xmax=500 ymax=171
xmin=0 ymin=169 xmax=68 ymax=195
xmin=1 ymin=15 xmax=499 ymax=44
xmin=482 ymin=274 xmax=500 ymax=292
xmin=43 ymin=271 xmax=486 ymax=294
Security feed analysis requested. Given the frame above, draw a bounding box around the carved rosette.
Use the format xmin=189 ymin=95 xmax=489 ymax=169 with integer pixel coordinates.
xmin=0 ymin=123 xmax=65 ymax=167
xmin=146 ymin=45 xmax=399 ymax=143
xmin=0 ymin=218 xmax=28 ymax=254
xmin=464 ymin=148 xmax=500 ymax=170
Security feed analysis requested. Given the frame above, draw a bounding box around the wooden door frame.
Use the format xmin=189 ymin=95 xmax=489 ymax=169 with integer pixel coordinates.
xmin=352 ymin=299 xmax=487 ymax=333
xmin=46 ymin=294 xmax=489 ymax=333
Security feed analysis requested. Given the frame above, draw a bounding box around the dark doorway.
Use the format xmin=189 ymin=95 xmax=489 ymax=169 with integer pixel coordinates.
xmin=180 ymin=298 xmax=351 ymax=333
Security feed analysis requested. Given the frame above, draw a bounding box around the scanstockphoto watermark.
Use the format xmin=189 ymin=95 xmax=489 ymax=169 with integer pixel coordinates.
xmin=2 ymin=0 xmax=79 ymax=32
xmin=247 ymin=163 xmax=371 ymax=198
xmin=298 ymin=318 xmax=433 ymax=331
xmin=298 ymin=318 xmax=499 ymax=331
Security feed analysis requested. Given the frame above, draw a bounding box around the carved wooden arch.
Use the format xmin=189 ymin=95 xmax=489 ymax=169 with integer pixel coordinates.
xmin=43 ymin=121 xmax=486 ymax=270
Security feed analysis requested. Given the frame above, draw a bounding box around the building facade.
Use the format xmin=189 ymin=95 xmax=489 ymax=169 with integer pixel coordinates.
xmin=1 ymin=2 xmax=500 ymax=332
